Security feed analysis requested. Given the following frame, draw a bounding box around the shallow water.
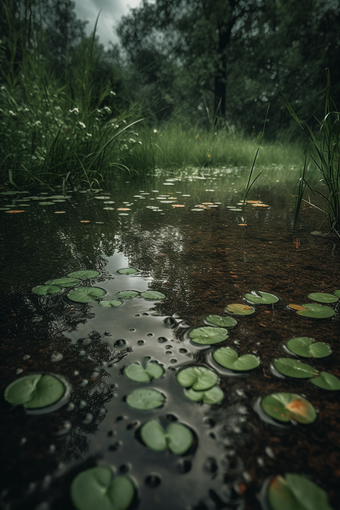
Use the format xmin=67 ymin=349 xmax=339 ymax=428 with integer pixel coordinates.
xmin=0 ymin=166 xmax=339 ymax=510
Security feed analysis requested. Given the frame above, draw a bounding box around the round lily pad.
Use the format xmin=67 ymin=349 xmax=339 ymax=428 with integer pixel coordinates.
xmin=213 ymin=347 xmax=260 ymax=371
xmin=32 ymin=284 xmax=61 ymax=295
xmin=273 ymin=358 xmax=318 ymax=379
xmin=70 ymin=466 xmax=134 ymax=510
xmin=268 ymin=473 xmax=333 ymax=510
xmin=184 ymin=385 xmax=224 ymax=404
xmin=39 ymin=201 xmax=55 ymax=205
xmin=118 ymin=291 xmax=139 ymax=299
xmin=310 ymin=371 xmax=340 ymax=391
xmin=176 ymin=366 xmax=218 ymax=391
xmin=67 ymin=287 xmax=106 ymax=303
xmin=141 ymin=291 xmax=165 ymax=300
xmin=286 ymin=337 xmax=332 ymax=358
xmin=308 ymin=292 xmax=338 ymax=303
xmin=205 ymin=315 xmax=237 ymax=328
xmin=124 ymin=362 xmax=164 ymax=382
xmin=45 ymin=277 xmax=79 ymax=288
xmin=117 ymin=268 xmax=138 ymax=275
xmin=126 ymin=388 xmax=165 ymax=410
xmin=189 ymin=326 xmax=228 ymax=345
xmin=225 ymin=304 xmax=255 ymax=315
xmin=4 ymin=374 xmax=65 ymax=409
xmin=67 ymin=270 xmax=99 ymax=279
xmin=261 ymin=392 xmax=317 ymax=424
xmin=244 ymin=291 xmax=279 ymax=304
xmin=141 ymin=420 xmax=193 ymax=454
xmin=297 ymin=303 xmax=335 ymax=319
xmin=334 ymin=290 xmax=340 ymax=298
xmin=99 ymin=299 xmax=123 ymax=307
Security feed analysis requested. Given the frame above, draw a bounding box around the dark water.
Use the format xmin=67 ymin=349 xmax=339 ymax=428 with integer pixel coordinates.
xmin=0 ymin=166 xmax=339 ymax=510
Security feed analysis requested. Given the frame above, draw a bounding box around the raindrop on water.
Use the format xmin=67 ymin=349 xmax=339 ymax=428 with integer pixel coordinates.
xmin=177 ymin=459 xmax=192 ymax=474
xmin=157 ymin=337 xmax=167 ymax=343
xmin=115 ymin=339 xmax=126 ymax=347
xmin=145 ymin=474 xmax=161 ymax=488
xmin=23 ymin=355 xmax=30 ymax=360
xmin=16 ymin=368 xmax=23 ymax=375
xmin=79 ymin=379 xmax=88 ymax=387
xmin=82 ymin=413 xmax=93 ymax=425
xmin=20 ymin=437 xmax=26 ymax=446
xmin=137 ymin=340 xmax=145 ymax=346
xmin=51 ymin=351 xmax=63 ymax=363
xmin=66 ymin=402 xmax=75 ymax=412
xmin=79 ymin=400 xmax=87 ymax=408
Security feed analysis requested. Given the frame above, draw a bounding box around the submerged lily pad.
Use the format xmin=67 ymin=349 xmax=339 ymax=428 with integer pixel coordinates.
xmin=4 ymin=374 xmax=65 ymax=409
xmin=117 ymin=268 xmax=138 ymax=275
xmin=184 ymin=385 xmax=224 ymax=404
xmin=45 ymin=277 xmax=79 ymax=288
xmin=205 ymin=315 xmax=237 ymax=328
xmin=213 ymin=347 xmax=260 ymax=371
xmin=99 ymin=299 xmax=123 ymax=307
xmin=244 ymin=291 xmax=279 ymax=304
xmin=67 ymin=270 xmax=99 ymax=279
xmin=141 ymin=291 xmax=165 ymax=300
xmin=67 ymin=287 xmax=106 ymax=303
xmin=126 ymin=388 xmax=165 ymax=410
xmin=261 ymin=392 xmax=317 ymax=424
xmin=268 ymin=473 xmax=333 ymax=510
xmin=286 ymin=337 xmax=332 ymax=358
xmin=118 ymin=291 xmax=139 ymax=299
xmin=225 ymin=304 xmax=256 ymax=315
xmin=141 ymin=420 xmax=193 ymax=454
xmin=189 ymin=326 xmax=228 ymax=345
xmin=124 ymin=362 xmax=164 ymax=382
xmin=70 ymin=466 xmax=134 ymax=510
xmin=310 ymin=371 xmax=340 ymax=391
xmin=176 ymin=366 xmax=217 ymax=391
xmin=308 ymin=292 xmax=338 ymax=303
xmin=32 ymin=284 xmax=61 ymax=295
xmin=297 ymin=303 xmax=335 ymax=319
xmin=273 ymin=358 xmax=318 ymax=379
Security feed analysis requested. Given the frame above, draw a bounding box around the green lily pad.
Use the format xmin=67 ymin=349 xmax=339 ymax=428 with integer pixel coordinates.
xmin=244 ymin=291 xmax=279 ymax=304
xmin=334 ymin=290 xmax=340 ymax=298
xmin=4 ymin=374 xmax=65 ymax=409
xmin=308 ymin=292 xmax=338 ymax=303
xmin=67 ymin=270 xmax=99 ymax=279
xmin=310 ymin=371 xmax=340 ymax=391
xmin=205 ymin=315 xmax=237 ymax=328
xmin=141 ymin=291 xmax=165 ymax=300
xmin=273 ymin=358 xmax=318 ymax=379
xmin=261 ymin=392 xmax=317 ymax=424
xmin=45 ymin=277 xmax=79 ymax=288
xmin=225 ymin=304 xmax=256 ymax=315
xmin=268 ymin=473 xmax=333 ymax=510
xmin=213 ymin=347 xmax=260 ymax=371
xmin=99 ymin=299 xmax=123 ymax=307
xmin=126 ymin=388 xmax=165 ymax=410
xmin=70 ymin=466 xmax=134 ymax=510
xmin=286 ymin=337 xmax=332 ymax=358
xmin=39 ymin=201 xmax=55 ymax=205
xmin=124 ymin=362 xmax=164 ymax=382
xmin=184 ymin=385 xmax=224 ymax=404
xmin=32 ymin=284 xmax=61 ymax=295
xmin=176 ymin=366 xmax=218 ymax=391
xmin=118 ymin=291 xmax=139 ymax=299
xmin=117 ymin=268 xmax=138 ymax=275
xmin=297 ymin=303 xmax=335 ymax=319
xmin=188 ymin=326 xmax=228 ymax=345
xmin=141 ymin=420 xmax=193 ymax=454
xmin=67 ymin=287 xmax=106 ymax=303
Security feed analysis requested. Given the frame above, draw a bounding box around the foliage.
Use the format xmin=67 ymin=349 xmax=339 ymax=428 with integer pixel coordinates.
xmin=184 ymin=386 xmax=224 ymax=404
xmin=213 ymin=347 xmax=260 ymax=371
xmin=286 ymin=337 xmax=332 ymax=358
xmin=126 ymin=388 xmax=165 ymax=410
xmin=188 ymin=326 xmax=228 ymax=345
xmin=140 ymin=420 xmax=193 ymax=454
xmin=273 ymin=358 xmax=318 ymax=379
xmin=310 ymin=372 xmax=340 ymax=391
xmin=67 ymin=287 xmax=106 ymax=303
xmin=4 ymin=374 xmax=65 ymax=408
xmin=261 ymin=392 xmax=317 ymax=424
xmin=124 ymin=362 xmax=164 ymax=382
xmin=244 ymin=291 xmax=279 ymax=305
xmin=225 ymin=304 xmax=255 ymax=316
xmin=204 ymin=315 xmax=237 ymax=328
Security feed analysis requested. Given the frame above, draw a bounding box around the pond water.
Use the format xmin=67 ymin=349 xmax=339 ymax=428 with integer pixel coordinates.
xmin=0 ymin=166 xmax=339 ymax=510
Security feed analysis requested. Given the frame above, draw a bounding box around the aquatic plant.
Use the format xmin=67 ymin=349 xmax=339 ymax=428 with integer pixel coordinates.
xmin=176 ymin=366 xmax=218 ymax=391
xmin=273 ymin=358 xmax=318 ymax=379
xmin=141 ymin=419 xmax=193 ymax=454
xmin=45 ymin=277 xmax=79 ymax=288
xmin=99 ymin=299 xmax=123 ymax=307
xmin=307 ymin=292 xmax=338 ymax=303
xmin=117 ymin=268 xmax=138 ymax=275
xmin=67 ymin=287 xmax=106 ymax=303
xmin=126 ymin=388 xmax=165 ymax=410
xmin=188 ymin=326 xmax=228 ymax=345
xmin=141 ymin=291 xmax=165 ymax=300
xmin=184 ymin=386 xmax=224 ymax=404
xmin=261 ymin=392 xmax=317 ymax=424
xmin=213 ymin=347 xmax=260 ymax=371
xmin=244 ymin=291 xmax=278 ymax=304
xmin=310 ymin=371 xmax=340 ymax=391
xmin=124 ymin=362 xmax=164 ymax=382
xmin=225 ymin=304 xmax=256 ymax=316
xmin=118 ymin=291 xmax=139 ymax=299
xmin=4 ymin=374 xmax=65 ymax=408
xmin=286 ymin=337 xmax=332 ymax=358
xmin=288 ymin=303 xmax=335 ymax=319
xmin=32 ymin=284 xmax=61 ymax=295
xmin=68 ymin=270 xmax=99 ymax=279
xmin=204 ymin=315 xmax=237 ymax=328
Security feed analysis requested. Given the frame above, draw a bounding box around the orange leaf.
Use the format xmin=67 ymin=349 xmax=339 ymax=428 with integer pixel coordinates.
xmin=172 ymin=204 xmax=185 ymax=208
xmin=80 ymin=220 xmax=90 ymax=223
xmin=5 ymin=210 xmax=25 ymax=213
xmin=238 ymin=223 xmax=247 ymax=227
xmin=245 ymin=200 xmax=262 ymax=204
xmin=288 ymin=304 xmax=306 ymax=311
xmin=117 ymin=208 xmax=131 ymax=211
xmin=252 ymin=203 xmax=269 ymax=208
xmin=55 ymin=211 xmax=66 ymax=214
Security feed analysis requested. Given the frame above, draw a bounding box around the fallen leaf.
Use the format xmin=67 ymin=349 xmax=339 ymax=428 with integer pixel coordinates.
xmin=117 ymin=208 xmax=131 ymax=211
xmin=80 ymin=220 xmax=90 ymax=223
xmin=55 ymin=211 xmax=66 ymax=214
xmin=172 ymin=204 xmax=185 ymax=208
xmin=5 ymin=210 xmax=25 ymax=213
xmin=238 ymin=223 xmax=247 ymax=227
xmin=288 ymin=304 xmax=306 ymax=311
xmin=252 ymin=203 xmax=269 ymax=208
xmin=246 ymin=200 xmax=262 ymax=204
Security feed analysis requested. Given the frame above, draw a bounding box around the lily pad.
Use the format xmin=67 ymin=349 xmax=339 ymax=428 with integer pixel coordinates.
xmin=286 ymin=337 xmax=332 ymax=358
xmin=189 ymin=326 xmax=228 ymax=345
xmin=261 ymin=392 xmax=317 ymax=424
xmin=310 ymin=371 xmax=340 ymax=391
xmin=124 ymin=362 xmax=164 ymax=382
xmin=273 ymin=358 xmax=318 ymax=379
xmin=308 ymin=292 xmax=338 ymax=303
xmin=244 ymin=291 xmax=279 ymax=304
xmin=184 ymin=385 xmax=224 ymax=404
xmin=68 ymin=270 xmax=99 ymax=279
xmin=225 ymin=304 xmax=256 ymax=315
xmin=45 ymin=277 xmax=79 ymax=288
xmin=141 ymin=420 xmax=193 ymax=454
xmin=334 ymin=290 xmax=340 ymax=298
xmin=32 ymin=284 xmax=61 ymax=295
xmin=99 ymin=300 xmax=123 ymax=307
xmin=176 ymin=366 xmax=218 ymax=391
xmin=213 ymin=347 xmax=260 ymax=371
xmin=205 ymin=315 xmax=237 ymax=328
xmin=70 ymin=466 xmax=134 ymax=510
xmin=67 ymin=287 xmax=106 ymax=303
xmin=4 ymin=374 xmax=65 ymax=409
xmin=268 ymin=473 xmax=333 ymax=510
xmin=126 ymin=388 xmax=165 ymax=410
xmin=297 ymin=303 xmax=335 ymax=319
xmin=39 ymin=201 xmax=55 ymax=205
xmin=117 ymin=268 xmax=138 ymax=275
xmin=118 ymin=291 xmax=139 ymax=299
xmin=141 ymin=291 xmax=165 ymax=300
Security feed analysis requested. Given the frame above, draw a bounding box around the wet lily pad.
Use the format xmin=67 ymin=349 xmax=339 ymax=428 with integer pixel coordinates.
xmin=124 ymin=362 xmax=164 ymax=382
xmin=4 ymin=374 xmax=65 ymax=408
xmin=261 ymin=392 xmax=317 ymax=424
xmin=244 ymin=291 xmax=279 ymax=304
xmin=67 ymin=287 xmax=106 ymax=303
xmin=310 ymin=371 xmax=340 ymax=391
xmin=307 ymin=292 xmax=338 ymax=303
xmin=70 ymin=466 xmax=134 ymax=510
xmin=225 ymin=304 xmax=256 ymax=315
xmin=273 ymin=358 xmax=318 ymax=379
xmin=45 ymin=277 xmax=79 ymax=288
xmin=184 ymin=385 xmax=224 ymax=404
xmin=67 ymin=270 xmax=99 ymax=279
xmin=286 ymin=337 xmax=332 ymax=358
xmin=268 ymin=473 xmax=333 ymax=510
xmin=334 ymin=290 xmax=340 ymax=298
xmin=188 ymin=326 xmax=228 ymax=345
xmin=205 ymin=315 xmax=237 ymax=328
xmin=297 ymin=303 xmax=335 ymax=319
xmin=32 ymin=284 xmax=61 ymax=295
xmin=126 ymin=388 xmax=165 ymax=410
xmin=39 ymin=201 xmax=55 ymax=205
xmin=118 ymin=291 xmax=139 ymax=299
xmin=141 ymin=291 xmax=165 ymax=300
xmin=176 ymin=366 xmax=218 ymax=391
xmin=99 ymin=299 xmax=123 ymax=307
xmin=213 ymin=347 xmax=260 ymax=371
xmin=117 ymin=268 xmax=138 ymax=275
xmin=141 ymin=420 xmax=193 ymax=454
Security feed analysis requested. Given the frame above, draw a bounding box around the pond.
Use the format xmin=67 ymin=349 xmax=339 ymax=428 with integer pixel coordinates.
xmin=0 ymin=165 xmax=339 ymax=510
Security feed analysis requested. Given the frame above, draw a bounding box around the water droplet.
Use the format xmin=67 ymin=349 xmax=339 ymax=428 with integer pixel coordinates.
xmin=144 ymin=355 xmax=151 ymax=360
xmin=126 ymin=421 xmax=139 ymax=430
xmin=265 ymin=446 xmax=275 ymax=459
xmin=83 ymin=338 xmax=91 ymax=345
xmin=179 ymin=348 xmax=188 ymax=353
xmin=119 ymin=464 xmax=130 ymax=474
xmin=135 ymin=314 xmax=141 ymax=317
xmin=56 ymin=421 xmax=72 ymax=435
xmin=28 ymin=482 xmax=37 ymax=494
xmin=157 ymin=337 xmax=167 ymax=343
xmin=165 ymin=351 xmax=172 ymax=355
xmin=82 ymin=413 xmax=93 ymax=425
xmin=177 ymin=459 xmax=192 ymax=474
xmin=203 ymin=418 xmax=215 ymax=428
xmin=137 ymin=340 xmax=145 ymax=345
xmin=66 ymin=402 xmax=75 ymax=412
xmin=99 ymin=407 xmax=106 ymax=416
xmin=16 ymin=368 xmax=23 ymax=375
xmin=163 ymin=317 xmax=177 ymax=328
xmin=49 ymin=444 xmax=56 ymax=453
xmin=203 ymin=457 xmax=218 ymax=474
xmin=115 ymin=339 xmax=126 ymax=347
xmin=91 ymin=371 xmax=100 ymax=379
xmin=168 ymin=366 xmax=176 ymax=371
xmin=145 ymin=474 xmax=161 ymax=488
xmin=109 ymin=441 xmax=122 ymax=451
xmin=74 ymin=371 xmax=79 ymax=376
xmin=142 ymin=313 xmax=149 ymax=316
xmin=165 ymin=345 xmax=172 ymax=349
xmin=51 ymin=351 xmax=63 ymax=363
xmin=23 ymin=355 xmax=30 ymax=360
xmin=116 ymin=415 xmax=124 ymax=422
xmin=79 ymin=379 xmax=88 ymax=387
xmin=129 ymin=328 xmax=136 ymax=332
xmin=257 ymin=457 xmax=265 ymax=467
xmin=146 ymin=333 xmax=153 ymax=337
xmin=42 ymin=475 xmax=52 ymax=489
xmin=20 ymin=437 xmax=26 ymax=446
xmin=79 ymin=400 xmax=87 ymax=408
xmin=170 ymin=358 xmax=177 ymax=363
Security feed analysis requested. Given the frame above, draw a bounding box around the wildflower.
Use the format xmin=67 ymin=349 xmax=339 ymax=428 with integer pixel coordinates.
xmin=103 ymin=106 xmax=112 ymax=115
xmin=138 ymin=141 xmax=142 ymax=145
xmin=129 ymin=138 xmax=136 ymax=143
xmin=207 ymin=153 xmax=211 ymax=158
xmin=9 ymin=110 xmax=16 ymax=117
xmin=110 ymin=91 xmax=116 ymax=96
xmin=86 ymin=133 xmax=92 ymax=138
xmin=196 ymin=134 xmax=199 ymax=139
xmin=69 ymin=108 xmax=79 ymax=115
xmin=78 ymin=121 xmax=86 ymax=129
xmin=153 ymin=129 xmax=158 ymax=133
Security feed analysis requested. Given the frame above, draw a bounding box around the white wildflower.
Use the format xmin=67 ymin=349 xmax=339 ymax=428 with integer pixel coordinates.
xmin=9 ymin=110 xmax=17 ymax=117
xmin=69 ymin=108 xmax=79 ymax=115
xmin=103 ymin=106 xmax=112 ymax=115
xmin=110 ymin=91 xmax=116 ymax=96
xmin=78 ymin=121 xmax=86 ymax=129
xmin=153 ymin=129 xmax=158 ymax=133
xmin=129 ymin=138 xmax=136 ymax=143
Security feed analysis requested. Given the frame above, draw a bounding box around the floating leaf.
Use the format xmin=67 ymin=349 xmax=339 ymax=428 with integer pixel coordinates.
xmin=286 ymin=337 xmax=332 ymax=358
xmin=45 ymin=277 xmax=79 ymax=288
xmin=126 ymin=388 xmax=165 ymax=410
xmin=184 ymin=386 xmax=224 ymax=404
xmin=117 ymin=268 xmax=138 ymax=275
xmin=141 ymin=291 xmax=165 ymax=300
xmin=4 ymin=374 xmax=65 ymax=409
xmin=118 ymin=291 xmax=139 ymax=299
xmin=70 ymin=466 xmax=134 ymax=510
xmin=39 ymin=201 xmax=55 ymax=205
xmin=99 ymin=299 xmax=123 ymax=307
xmin=32 ymin=284 xmax=61 ymax=295
xmin=225 ymin=304 xmax=255 ymax=315
xmin=244 ymin=291 xmax=279 ymax=304
xmin=5 ymin=210 xmax=25 ymax=213
xmin=141 ymin=420 xmax=193 ymax=454
xmin=308 ymin=292 xmax=338 ymax=303
xmin=205 ymin=315 xmax=237 ymax=328
xmin=310 ymin=371 xmax=340 ymax=391
xmin=189 ymin=326 xmax=228 ymax=345
xmin=268 ymin=473 xmax=333 ymax=510
xmin=176 ymin=366 xmax=217 ymax=391
xmin=334 ymin=290 xmax=340 ymax=298
xmin=273 ymin=358 xmax=318 ymax=379
xmin=261 ymin=392 xmax=317 ymax=424
xmin=124 ymin=362 xmax=164 ymax=382
xmin=297 ymin=303 xmax=335 ymax=319
xmin=213 ymin=347 xmax=260 ymax=371
xmin=67 ymin=270 xmax=99 ymax=279
xmin=67 ymin=287 xmax=106 ymax=303
xmin=288 ymin=304 xmax=306 ymax=311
